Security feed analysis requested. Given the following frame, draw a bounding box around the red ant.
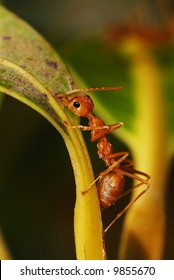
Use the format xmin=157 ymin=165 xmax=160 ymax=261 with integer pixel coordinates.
xmin=55 ymin=87 xmax=150 ymax=233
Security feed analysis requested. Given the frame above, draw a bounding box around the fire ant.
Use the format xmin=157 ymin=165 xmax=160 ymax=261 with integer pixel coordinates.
xmin=55 ymin=87 xmax=150 ymax=233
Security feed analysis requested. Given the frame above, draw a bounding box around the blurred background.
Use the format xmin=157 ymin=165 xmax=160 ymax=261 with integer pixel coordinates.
xmin=0 ymin=0 xmax=174 ymax=259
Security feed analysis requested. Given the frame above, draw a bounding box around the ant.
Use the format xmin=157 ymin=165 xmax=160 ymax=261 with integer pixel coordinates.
xmin=55 ymin=87 xmax=150 ymax=233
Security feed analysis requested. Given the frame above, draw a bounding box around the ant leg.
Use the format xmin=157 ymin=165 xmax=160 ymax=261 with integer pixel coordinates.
xmin=63 ymin=121 xmax=123 ymax=133
xmin=116 ymin=168 xmax=150 ymax=200
xmin=105 ymin=152 xmax=134 ymax=168
xmin=91 ymin=122 xmax=124 ymax=142
xmin=104 ymin=168 xmax=150 ymax=234
xmin=99 ymin=152 xmax=130 ymax=177
xmin=82 ymin=153 xmax=129 ymax=195
xmin=81 ymin=176 xmax=100 ymax=195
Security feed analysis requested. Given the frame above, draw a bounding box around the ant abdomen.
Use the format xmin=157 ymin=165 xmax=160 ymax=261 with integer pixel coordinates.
xmin=97 ymin=172 xmax=124 ymax=208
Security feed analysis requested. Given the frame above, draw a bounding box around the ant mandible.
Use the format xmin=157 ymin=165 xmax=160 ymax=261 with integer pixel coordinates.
xmin=55 ymin=87 xmax=150 ymax=233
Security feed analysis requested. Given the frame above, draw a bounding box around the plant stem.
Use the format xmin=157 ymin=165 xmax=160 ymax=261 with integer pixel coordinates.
xmin=118 ymin=39 xmax=168 ymax=259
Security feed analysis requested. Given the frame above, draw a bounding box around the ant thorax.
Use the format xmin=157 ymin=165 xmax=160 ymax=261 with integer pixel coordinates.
xmin=97 ymin=137 xmax=114 ymax=166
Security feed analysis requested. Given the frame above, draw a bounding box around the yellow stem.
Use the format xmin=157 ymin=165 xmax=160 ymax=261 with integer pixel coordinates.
xmin=118 ymin=38 xmax=168 ymax=259
xmin=0 ymin=230 xmax=11 ymax=259
xmin=65 ymin=128 xmax=105 ymax=260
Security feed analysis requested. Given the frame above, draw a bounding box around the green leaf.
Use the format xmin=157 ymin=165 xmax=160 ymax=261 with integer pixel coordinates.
xmin=0 ymin=5 xmax=105 ymax=259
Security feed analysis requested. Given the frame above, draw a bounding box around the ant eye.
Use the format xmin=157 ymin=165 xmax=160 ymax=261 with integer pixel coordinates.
xmin=73 ymin=101 xmax=80 ymax=108
xmin=69 ymin=95 xmax=93 ymax=117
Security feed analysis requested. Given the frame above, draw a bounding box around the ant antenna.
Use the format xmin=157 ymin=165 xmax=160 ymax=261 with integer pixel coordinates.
xmin=56 ymin=86 xmax=122 ymax=97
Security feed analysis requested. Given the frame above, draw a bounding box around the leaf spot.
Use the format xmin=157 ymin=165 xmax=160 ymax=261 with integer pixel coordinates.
xmin=2 ymin=35 xmax=12 ymax=40
xmin=46 ymin=60 xmax=58 ymax=70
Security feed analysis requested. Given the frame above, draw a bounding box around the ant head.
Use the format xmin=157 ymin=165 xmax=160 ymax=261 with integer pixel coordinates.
xmin=61 ymin=94 xmax=94 ymax=117
xmin=56 ymin=86 xmax=122 ymax=117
